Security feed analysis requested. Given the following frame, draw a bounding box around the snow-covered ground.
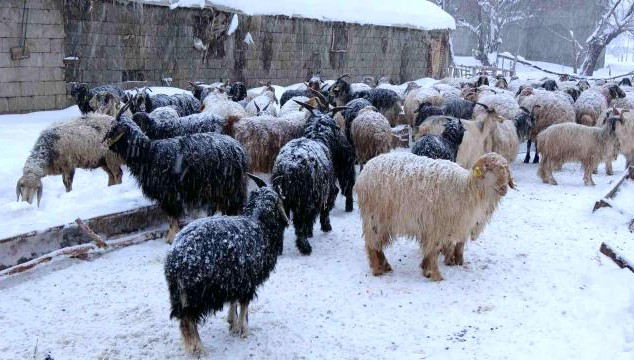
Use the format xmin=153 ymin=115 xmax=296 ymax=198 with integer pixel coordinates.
xmin=1 ymin=139 xmax=634 ymax=358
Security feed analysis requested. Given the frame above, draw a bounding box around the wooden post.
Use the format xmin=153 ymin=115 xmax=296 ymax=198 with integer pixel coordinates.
xmin=600 ymin=242 xmax=634 ymax=273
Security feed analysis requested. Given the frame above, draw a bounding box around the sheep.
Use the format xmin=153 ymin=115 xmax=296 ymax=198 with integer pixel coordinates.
xmin=16 ymin=114 xmax=124 ymax=207
xmin=355 ymin=152 xmax=514 ymax=281
xmin=165 ymin=174 xmax=288 ymax=355
xmin=412 ymin=117 xmax=465 ymax=162
xmin=130 ymin=89 xmax=201 ymax=117
xmin=70 ymin=83 xmax=127 ymax=114
xmin=537 ymin=118 xmax=622 ymax=186
xmin=245 ymin=84 xmax=279 ymax=117
xmin=104 ymin=102 xmax=248 ymax=243
xmin=574 ymin=84 xmax=626 ymax=126
xmin=517 ymin=86 xmax=575 ymax=163
xmin=132 ymin=111 xmax=226 ymax=139
xmin=271 ymin=103 xmax=349 ymax=255
xmin=201 ymin=88 xmax=248 ymax=120
xmin=349 ymin=107 xmax=396 ymax=169
xmin=88 ymin=92 xmax=130 ymax=117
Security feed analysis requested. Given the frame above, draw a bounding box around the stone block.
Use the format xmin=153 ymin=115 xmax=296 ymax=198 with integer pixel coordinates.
xmin=0 ymin=82 xmax=21 ymax=97
xmin=0 ymin=98 xmax=9 ymax=114
xmin=21 ymin=81 xmax=47 ymax=96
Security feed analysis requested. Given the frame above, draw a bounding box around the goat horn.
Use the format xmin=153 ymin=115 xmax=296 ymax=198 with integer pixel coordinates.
xmin=254 ymin=102 xmax=260 ymax=113
xmin=117 ymin=100 xmax=132 ymax=121
xmin=329 ymin=106 xmax=350 ymax=116
xmin=247 ymin=173 xmax=267 ymax=188
xmin=519 ymin=106 xmax=530 ymax=114
xmin=263 ymin=101 xmax=271 ymax=111
xmin=475 ymin=102 xmax=490 ymax=111
xmin=337 ymin=73 xmax=351 ymax=81
xmin=293 ymin=100 xmax=315 ymax=115
xmin=308 ymin=87 xmax=327 ymax=105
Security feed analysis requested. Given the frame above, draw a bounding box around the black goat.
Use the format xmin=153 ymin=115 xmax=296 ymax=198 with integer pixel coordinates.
xmin=228 ymin=82 xmax=247 ymax=102
xmin=331 ymin=74 xmax=401 ymax=124
xmin=515 ymin=106 xmax=538 ymax=143
xmin=132 ymin=111 xmax=225 ymax=139
xmin=414 ymin=102 xmax=445 ymax=127
xmin=541 ymin=79 xmax=559 ymax=91
xmin=165 ymin=175 xmax=288 ymax=354
xmin=104 ymin=102 xmax=248 ymax=243
xmin=271 ymin=102 xmax=350 ymax=255
xmin=130 ymin=89 xmax=200 ymax=116
xmin=442 ymin=98 xmax=476 ymax=119
xmin=70 ymin=83 xmax=127 ymax=114
xmin=411 ymin=118 xmax=465 ymax=162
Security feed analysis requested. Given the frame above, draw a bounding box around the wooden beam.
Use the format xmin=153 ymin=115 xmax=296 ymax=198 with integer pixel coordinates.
xmin=600 ymin=242 xmax=634 ymax=273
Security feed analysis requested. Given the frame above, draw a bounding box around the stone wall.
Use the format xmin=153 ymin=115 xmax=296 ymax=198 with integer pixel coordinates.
xmin=0 ymin=0 xmax=451 ymax=114
xmin=0 ymin=0 xmax=66 ymax=114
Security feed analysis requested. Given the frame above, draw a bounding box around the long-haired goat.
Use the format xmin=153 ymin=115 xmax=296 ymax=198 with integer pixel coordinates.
xmin=537 ymin=116 xmax=622 ymax=186
xmin=574 ymin=84 xmax=626 ymax=126
xmin=70 ymin=83 xmax=127 ymax=115
xmin=412 ymin=117 xmax=465 ymax=162
xmin=350 ymin=107 xmax=398 ymax=169
xmin=271 ymin=103 xmax=349 ymax=255
xmin=165 ymin=175 xmax=288 ymax=355
xmin=130 ymin=88 xmax=200 ymax=116
xmin=355 ymin=152 xmax=514 ymax=281
xmin=16 ymin=114 xmax=124 ymax=206
xmin=104 ymin=102 xmax=248 ymax=243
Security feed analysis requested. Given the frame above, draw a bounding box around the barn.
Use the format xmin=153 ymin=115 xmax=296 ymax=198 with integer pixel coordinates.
xmin=0 ymin=0 xmax=455 ymax=114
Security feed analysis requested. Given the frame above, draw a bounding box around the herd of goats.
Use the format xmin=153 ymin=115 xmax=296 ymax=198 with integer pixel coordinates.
xmin=11 ymin=72 xmax=634 ymax=354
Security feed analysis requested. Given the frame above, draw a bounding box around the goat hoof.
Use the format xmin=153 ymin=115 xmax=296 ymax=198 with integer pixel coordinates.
xmin=296 ymin=238 xmax=312 ymax=255
xmin=321 ymin=223 xmax=332 ymax=232
xmin=523 ymin=158 xmax=530 ymax=164
xmin=423 ymin=270 xmax=444 ymax=282
xmin=345 ymin=204 xmax=353 ymax=212
xmin=607 ymin=170 xmax=614 ymax=176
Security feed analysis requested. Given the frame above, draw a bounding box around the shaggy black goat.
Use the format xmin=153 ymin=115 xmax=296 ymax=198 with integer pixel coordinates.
xmin=332 ymin=132 xmax=356 ymax=212
xmin=443 ymin=98 xmax=476 ymax=119
xmin=165 ymin=174 xmax=288 ymax=355
xmin=280 ymin=86 xmax=330 ymax=107
xmin=411 ymin=118 xmax=465 ymax=161
xmin=132 ymin=111 xmax=225 ymax=139
xmin=130 ymin=89 xmax=200 ymax=116
xmin=414 ymin=102 xmax=445 ymax=127
xmin=228 ymin=82 xmax=247 ymax=102
xmin=331 ymin=74 xmax=401 ymax=124
xmin=541 ymin=79 xmax=559 ymax=91
xmin=515 ymin=106 xmax=538 ymax=143
xmin=70 ymin=83 xmax=127 ymax=114
xmin=271 ymin=102 xmax=350 ymax=255
xmin=619 ymin=77 xmax=633 ymax=87
xmin=104 ymin=102 xmax=248 ymax=243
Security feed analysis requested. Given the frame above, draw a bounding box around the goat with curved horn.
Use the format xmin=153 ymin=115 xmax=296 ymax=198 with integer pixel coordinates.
xmin=247 ymin=173 xmax=267 ymax=188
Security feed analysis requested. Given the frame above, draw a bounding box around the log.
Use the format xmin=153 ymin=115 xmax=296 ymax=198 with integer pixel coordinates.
xmin=600 ymin=242 xmax=634 ymax=273
xmin=0 ymin=229 xmax=167 ymax=277
xmin=75 ymin=218 xmax=108 ymax=249
xmin=593 ymin=168 xmax=633 ymax=212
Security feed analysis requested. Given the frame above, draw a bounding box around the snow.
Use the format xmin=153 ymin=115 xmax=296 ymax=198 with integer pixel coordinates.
xmin=227 ymin=13 xmax=239 ymax=35
xmin=1 ymin=115 xmax=634 ymax=359
xmin=125 ymin=86 xmax=192 ymax=97
xmin=139 ymin=0 xmax=455 ymax=31
xmin=243 ymin=32 xmax=254 ymax=45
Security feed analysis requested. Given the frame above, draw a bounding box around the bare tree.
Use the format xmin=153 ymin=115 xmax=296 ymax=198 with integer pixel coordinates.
xmin=455 ymin=0 xmax=532 ymax=66
xmin=579 ymin=0 xmax=634 ymax=75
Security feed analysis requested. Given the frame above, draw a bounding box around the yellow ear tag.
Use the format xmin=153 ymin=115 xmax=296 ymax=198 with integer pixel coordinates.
xmin=473 ymin=166 xmax=483 ymax=178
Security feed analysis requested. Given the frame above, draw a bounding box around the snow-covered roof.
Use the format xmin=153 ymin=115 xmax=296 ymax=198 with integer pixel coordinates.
xmin=137 ymin=0 xmax=456 ymax=31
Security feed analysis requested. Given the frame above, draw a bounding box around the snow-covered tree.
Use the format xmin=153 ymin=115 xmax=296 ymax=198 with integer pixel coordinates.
xmin=454 ymin=0 xmax=532 ymax=66
xmin=579 ymin=0 xmax=634 ymax=75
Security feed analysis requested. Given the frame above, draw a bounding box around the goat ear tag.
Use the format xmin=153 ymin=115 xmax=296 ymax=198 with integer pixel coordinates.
xmin=473 ymin=166 xmax=483 ymax=178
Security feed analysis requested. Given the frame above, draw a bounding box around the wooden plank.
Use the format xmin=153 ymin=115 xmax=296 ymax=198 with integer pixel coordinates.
xmin=600 ymin=242 xmax=634 ymax=273
xmin=0 ymin=206 xmax=167 ymax=271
